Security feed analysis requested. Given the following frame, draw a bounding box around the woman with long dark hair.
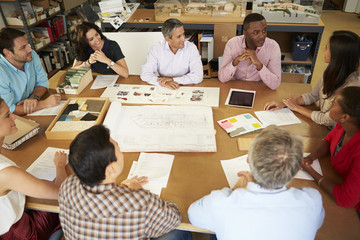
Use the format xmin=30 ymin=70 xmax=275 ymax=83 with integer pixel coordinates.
xmin=72 ymin=22 xmax=129 ymax=78
xmin=264 ymin=31 xmax=360 ymax=129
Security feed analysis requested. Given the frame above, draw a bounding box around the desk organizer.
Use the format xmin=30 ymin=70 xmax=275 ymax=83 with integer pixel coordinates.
xmin=45 ymin=97 xmax=110 ymax=140
xmin=49 ymin=68 xmax=93 ymax=95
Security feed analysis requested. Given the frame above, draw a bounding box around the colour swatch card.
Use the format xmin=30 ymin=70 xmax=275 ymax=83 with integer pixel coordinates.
xmin=100 ymin=84 xmax=220 ymax=107
xmin=218 ymin=113 xmax=264 ymax=137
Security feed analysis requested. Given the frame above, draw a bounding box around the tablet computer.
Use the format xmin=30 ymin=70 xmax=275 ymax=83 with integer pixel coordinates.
xmin=225 ymin=88 xmax=256 ymax=108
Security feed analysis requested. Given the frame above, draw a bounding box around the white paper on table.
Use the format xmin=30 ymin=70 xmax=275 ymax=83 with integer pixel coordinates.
xmin=103 ymin=102 xmax=217 ymax=152
xmin=26 ymin=147 xmax=69 ymax=181
xmin=295 ymin=153 xmax=323 ymax=180
xmin=221 ymin=155 xmax=250 ymax=189
xmin=101 ymin=84 xmax=220 ymax=107
xmin=254 ymin=108 xmax=302 ymax=126
xmin=91 ymin=75 xmax=118 ymax=89
xmin=27 ymin=101 xmax=66 ymax=116
xmin=221 ymin=153 xmax=323 ymax=188
xmin=127 ymin=161 xmax=163 ymax=196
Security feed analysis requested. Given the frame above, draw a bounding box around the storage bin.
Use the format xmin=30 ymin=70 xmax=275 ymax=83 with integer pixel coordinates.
xmin=293 ymin=40 xmax=312 ymax=61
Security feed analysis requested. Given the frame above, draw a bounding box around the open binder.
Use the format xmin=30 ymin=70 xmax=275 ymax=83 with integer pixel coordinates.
xmin=2 ymin=116 xmax=40 ymax=150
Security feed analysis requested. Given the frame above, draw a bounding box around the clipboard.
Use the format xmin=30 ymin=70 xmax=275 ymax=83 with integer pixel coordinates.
xmin=3 ymin=116 xmax=40 ymax=150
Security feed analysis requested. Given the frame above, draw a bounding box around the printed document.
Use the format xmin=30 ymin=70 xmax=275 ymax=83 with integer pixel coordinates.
xmin=26 ymin=147 xmax=68 ymax=181
xmin=221 ymin=153 xmax=322 ymax=188
xmin=101 ymin=84 xmax=220 ymax=107
xmin=104 ymin=102 xmax=217 ymax=152
xmin=255 ymin=108 xmax=301 ymax=126
xmin=91 ymin=75 xmax=118 ymax=89
xmin=127 ymin=153 xmax=174 ymax=195
xmin=28 ymin=101 xmax=66 ymax=116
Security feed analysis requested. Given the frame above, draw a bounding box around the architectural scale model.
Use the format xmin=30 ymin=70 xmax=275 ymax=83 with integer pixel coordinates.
xmin=154 ymin=0 xmax=245 ymax=22
xmin=252 ymin=1 xmax=323 ymax=24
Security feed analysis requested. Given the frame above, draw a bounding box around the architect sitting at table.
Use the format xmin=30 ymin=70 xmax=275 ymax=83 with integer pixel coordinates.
xmin=141 ymin=18 xmax=203 ymax=90
xmin=59 ymin=125 xmax=192 ymax=240
xmin=0 ymin=28 xmax=61 ymax=115
xmin=72 ymin=22 xmax=129 ymax=78
xmin=188 ymin=125 xmax=324 ymax=240
xmin=218 ymin=13 xmax=281 ymax=90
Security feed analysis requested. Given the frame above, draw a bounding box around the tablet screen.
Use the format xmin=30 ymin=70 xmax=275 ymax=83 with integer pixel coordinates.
xmin=228 ymin=91 xmax=255 ymax=108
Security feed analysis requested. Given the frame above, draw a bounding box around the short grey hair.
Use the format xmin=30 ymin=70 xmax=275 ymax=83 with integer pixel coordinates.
xmin=162 ymin=18 xmax=183 ymax=39
xmin=248 ymin=125 xmax=303 ymax=189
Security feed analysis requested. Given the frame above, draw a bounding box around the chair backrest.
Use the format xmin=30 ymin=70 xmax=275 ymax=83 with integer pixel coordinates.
xmin=103 ymin=32 xmax=164 ymax=75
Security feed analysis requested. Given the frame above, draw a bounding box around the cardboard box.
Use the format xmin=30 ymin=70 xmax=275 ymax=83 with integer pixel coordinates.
xmin=31 ymin=0 xmax=50 ymax=10
xmin=45 ymin=97 xmax=110 ymax=140
xmin=49 ymin=68 xmax=93 ymax=95
xmin=62 ymin=0 xmax=87 ymax=11
xmin=6 ymin=15 xmax=36 ymax=26
xmin=214 ymin=24 xmax=237 ymax=59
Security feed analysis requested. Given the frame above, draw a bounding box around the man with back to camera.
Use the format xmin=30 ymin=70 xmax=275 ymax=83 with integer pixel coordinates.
xmin=141 ymin=18 xmax=203 ymax=90
xmin=59 ymin=124 xmax=192 ymax=240
xmin=0 ymin=28 xmax=61 ymax=115
xmin=218 ymin=13 xmax=281 ymax=90
xmin=188 ymin=125 xmax=324 ymax=240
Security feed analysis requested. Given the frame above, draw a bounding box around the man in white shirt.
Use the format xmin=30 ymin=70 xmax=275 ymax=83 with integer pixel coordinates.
xmin=188 ymin=125 xmax=325 ymax=240
xmin=141 ymin=18 xmax=203 ymax=90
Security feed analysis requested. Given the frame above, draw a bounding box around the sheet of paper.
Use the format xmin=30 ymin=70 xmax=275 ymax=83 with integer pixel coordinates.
xmin=127 ymin=153 xmax=174 ymax=195
xmin=221 ymin=153 xmax=323 ymax=188
xmin=27 ymin=101 xmax=66 ymax=116
xmin=101 ymin=84 xmax=220 ymax=107
xmin=295 ymin=153 xmax=323 ymax=180
xmin=128 ymin=161 xmax=162 ymax=195
xmin=91 ymin=75 xmax=118 ymax=89
xmin=254 ymin=108 xmax=302 ymax=126
xmin=221 ymin=155 xmax=250 ymax=188
xmin=26 ymin=147 xmax=69 ymax=181
xmin=104 ymin=102 xmax=217 ymax=152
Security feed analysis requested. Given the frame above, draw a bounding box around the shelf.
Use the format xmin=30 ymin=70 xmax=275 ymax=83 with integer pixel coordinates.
xmin=6 ymin=10 xmax=61 ymax=28
xmin=281 ymin=52 xmax=312 ymax=65
xmin=47 ymin=68 xmax=60 ymax=78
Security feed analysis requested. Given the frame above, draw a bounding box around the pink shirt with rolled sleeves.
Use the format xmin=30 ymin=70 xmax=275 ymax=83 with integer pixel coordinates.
xmin=218 ymin=35 xmax=282 ymax=90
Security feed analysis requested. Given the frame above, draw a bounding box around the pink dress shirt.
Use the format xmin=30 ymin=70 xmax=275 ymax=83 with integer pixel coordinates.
xmin=218 ymin=35 xmax=281 ymax=90
xmin=140 ymin=40 xmax=203 ymax=86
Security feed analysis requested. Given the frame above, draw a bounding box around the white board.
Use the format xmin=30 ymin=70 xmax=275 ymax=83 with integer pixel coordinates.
xmin=103 ymin=32 xmax=164 ymax=75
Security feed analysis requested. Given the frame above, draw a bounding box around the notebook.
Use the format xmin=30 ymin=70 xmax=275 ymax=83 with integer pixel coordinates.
xmin=2 ymin=116 xmax=40 ymax=150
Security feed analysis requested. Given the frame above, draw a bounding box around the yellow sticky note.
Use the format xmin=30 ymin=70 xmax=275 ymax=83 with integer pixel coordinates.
xmin=253 ymin=123 xmax=261 ymax=128
xmin=229 ymin=118 xmax=237 ymax=123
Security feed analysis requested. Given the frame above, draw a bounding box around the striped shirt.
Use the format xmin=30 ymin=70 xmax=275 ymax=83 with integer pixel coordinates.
xmin=59 ymin=175 xmax=181 ymax=240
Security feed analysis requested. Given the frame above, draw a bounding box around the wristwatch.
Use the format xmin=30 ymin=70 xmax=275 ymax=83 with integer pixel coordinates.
xmin=107 ymin=61 xmax=115 ymax=69
xmin=30 ymin=94 xmax=40 ymax=101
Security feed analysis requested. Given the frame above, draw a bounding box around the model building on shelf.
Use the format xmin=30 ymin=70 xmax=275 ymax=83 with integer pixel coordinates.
xmin=252 ymin=0 xmax=323 ymax=24
xmin=155 ymin=0 xmax=245 ymax=22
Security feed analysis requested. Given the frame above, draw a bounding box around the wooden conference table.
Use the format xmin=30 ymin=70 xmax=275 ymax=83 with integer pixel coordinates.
xmin=2 ymin=76 xmax=360 ymax=240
